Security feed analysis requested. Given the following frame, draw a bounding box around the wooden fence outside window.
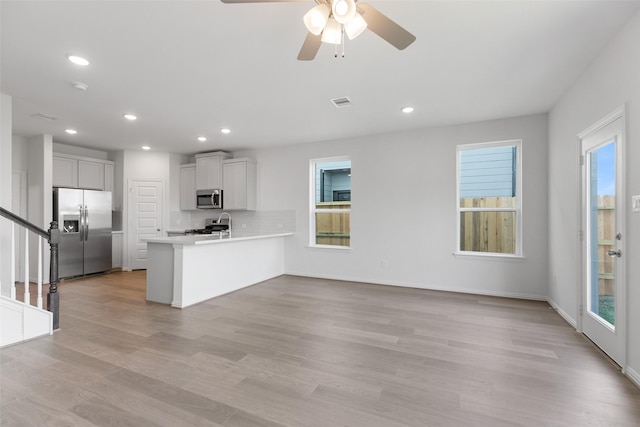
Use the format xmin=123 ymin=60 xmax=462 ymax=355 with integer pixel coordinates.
xmin=315 ymin=202 xmax=350 ymax=246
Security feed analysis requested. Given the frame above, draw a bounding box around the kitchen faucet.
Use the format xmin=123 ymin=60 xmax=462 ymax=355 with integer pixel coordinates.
xmin=217 ymin=212 xmax=232 ymax=231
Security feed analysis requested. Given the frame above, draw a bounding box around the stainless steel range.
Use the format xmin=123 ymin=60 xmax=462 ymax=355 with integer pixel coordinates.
xmin=185 ymin=217 xmax=230 ymax=236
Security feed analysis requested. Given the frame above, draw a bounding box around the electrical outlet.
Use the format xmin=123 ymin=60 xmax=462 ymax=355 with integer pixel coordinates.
xmin=633 ymin=195 xmax=640 ymax=213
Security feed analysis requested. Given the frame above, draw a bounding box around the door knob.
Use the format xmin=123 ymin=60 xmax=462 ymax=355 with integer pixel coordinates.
xmin=607 ymin=249 xmax=622 ymax=258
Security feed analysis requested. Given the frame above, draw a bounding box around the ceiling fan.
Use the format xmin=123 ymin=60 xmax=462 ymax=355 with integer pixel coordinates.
xmin=220 ymin=0 xmax=416 ymax=60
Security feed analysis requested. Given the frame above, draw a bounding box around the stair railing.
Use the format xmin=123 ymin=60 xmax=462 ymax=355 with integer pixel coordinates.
xmin=0 ymin=206 xmax=60 ymax=330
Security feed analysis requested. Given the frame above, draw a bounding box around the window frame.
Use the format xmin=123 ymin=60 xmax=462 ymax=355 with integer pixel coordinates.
xmin=309 ymin=156 xmax=351 ymax=249
xmin=455 ymin=139 xmax=523 ymax=258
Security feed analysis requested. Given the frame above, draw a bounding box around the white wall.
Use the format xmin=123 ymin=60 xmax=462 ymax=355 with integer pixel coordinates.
xmin=27 ymin=135 xmax=53 ymax=282
xmin=122 ymin=150 xmax=171 ymax=270
xmin=112 ymin=150 xmax=124 ymax=211
xmin=548 ymin=11 xmax=640 ymax=379
xmin=12 ymin=135 xmax=28 ymax=171
xmin=0 ymin=93 xmax=13 ymax=295
xmin=237 ymin=113 xmax=549 ymax=299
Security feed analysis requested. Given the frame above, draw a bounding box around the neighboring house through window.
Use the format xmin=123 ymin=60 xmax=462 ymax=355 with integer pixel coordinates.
xmin=456 ymin=140 xmax=522 ymax=256
xmin=310 ymin=157 xmax=351 ymax=248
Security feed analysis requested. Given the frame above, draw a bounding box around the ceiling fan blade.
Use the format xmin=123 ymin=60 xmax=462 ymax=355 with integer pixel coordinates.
xmin=358 ymin=3 xmax=416 ymax=50
xmin=297 ymin=32 xmax=322 ymax=61
xmin=220 ymin=0 xmax=307 ymax=3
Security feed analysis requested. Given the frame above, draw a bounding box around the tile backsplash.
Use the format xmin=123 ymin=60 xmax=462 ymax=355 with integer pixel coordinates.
xmin=169 ymin=210 xmax=296 ymax=235
xmin=168 ymin=211 xmax=191 ymax=229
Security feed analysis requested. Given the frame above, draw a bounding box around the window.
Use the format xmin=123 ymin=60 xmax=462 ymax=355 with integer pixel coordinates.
xmin=310 ymin=157 xmax=351 ymax=248
xmin=456 ymin=140 xmax=522 ymax=256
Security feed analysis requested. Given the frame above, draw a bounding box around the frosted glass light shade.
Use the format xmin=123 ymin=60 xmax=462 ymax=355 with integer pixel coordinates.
xmin=332 ymin=0 xmax=357 ymax=24
xmin=321 ymin=18 xmax=342 ymax=45
xmin=344 ymin=13 xmax=367 ymax=40
xmin=303 ymin=4 xmax=331 ymax=35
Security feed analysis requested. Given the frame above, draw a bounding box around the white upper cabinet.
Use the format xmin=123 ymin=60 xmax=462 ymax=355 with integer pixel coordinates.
xmin=52 ymin=153 xmax=114 ymax=191
xmin=78 ymin=160 xmax=105 ymax=190
xmin=222 ymin=158 xmax=256 ymax=211
xmin=52 ymin=155 xmax=78 ymax=188
xmin=195 ymin=151 xmax=231 ymax=190
xmin=180 ymin=163 xmax=197 ymax=211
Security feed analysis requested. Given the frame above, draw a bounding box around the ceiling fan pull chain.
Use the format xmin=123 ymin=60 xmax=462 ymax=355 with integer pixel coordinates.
xmin=341 ymin=26 xmax=345 ymax=58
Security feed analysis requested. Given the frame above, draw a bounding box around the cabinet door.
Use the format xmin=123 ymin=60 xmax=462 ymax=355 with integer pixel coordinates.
xmin=223 ymin=162 xmax=245 ymax=210
xmin=196 ymin=156 xmax=223 ymax=190
xmin=180 ymin=165 xmax=197 ymax=210
xmin=78 ymin=160 xmax=105 ymax=190
xmin=52 ymin=156 xmax=78 ymax=187
xmin=196 ymin=157 xmax=209 ymax=189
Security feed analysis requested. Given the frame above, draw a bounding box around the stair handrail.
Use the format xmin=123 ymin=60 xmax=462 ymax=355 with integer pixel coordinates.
xmin=0 ymin=206 xmax=60 ymax=330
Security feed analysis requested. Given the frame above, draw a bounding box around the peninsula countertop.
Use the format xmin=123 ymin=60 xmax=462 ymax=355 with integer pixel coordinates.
xmin=145 ymin=232 xmax=293 ymax=308
xmin=144 ymin=232 xmax=294 ymax=246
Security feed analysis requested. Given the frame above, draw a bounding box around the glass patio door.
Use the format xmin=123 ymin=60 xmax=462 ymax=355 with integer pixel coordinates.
xmin=581 ymin=114 xmax=625 ymax=366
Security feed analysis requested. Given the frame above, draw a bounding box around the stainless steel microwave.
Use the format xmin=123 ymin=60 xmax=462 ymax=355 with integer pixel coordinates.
xmin=196 ymin=189 xmax=222 ymax=209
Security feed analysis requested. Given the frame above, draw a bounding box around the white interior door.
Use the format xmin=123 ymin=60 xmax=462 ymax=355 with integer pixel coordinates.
xmin=580 ymin=113 xmax=625 ymax=367
xmin=128 ymin=180 xmax=164 ymax=270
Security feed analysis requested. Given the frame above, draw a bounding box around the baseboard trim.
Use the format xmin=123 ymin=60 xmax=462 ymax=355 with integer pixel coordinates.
xmin=547 ymin=298 xmax=577 ymax=329
xmin=284 ymin=271 xmax=547 ymax=301
xmin=625 ymin=366 xmax=640 ymax=389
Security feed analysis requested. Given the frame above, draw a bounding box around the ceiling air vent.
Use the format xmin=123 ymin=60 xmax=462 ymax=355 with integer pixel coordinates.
xmin=331 ymin=97 xmax=352 ymax=108
xmin=31 ymin=113 xmax=60 ymax=121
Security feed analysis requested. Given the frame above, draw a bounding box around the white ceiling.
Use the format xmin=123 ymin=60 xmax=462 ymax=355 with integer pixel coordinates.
xmin=2 ymin=0 xmax=639 ymax=155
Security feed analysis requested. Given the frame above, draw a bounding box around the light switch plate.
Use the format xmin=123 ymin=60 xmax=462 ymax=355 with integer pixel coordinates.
xmin=633 ymin=195 xmax=640 ymax=213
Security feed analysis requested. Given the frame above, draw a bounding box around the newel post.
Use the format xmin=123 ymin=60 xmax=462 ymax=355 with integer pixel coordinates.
xmin=48 ymin=220 xmax=60 ymax=330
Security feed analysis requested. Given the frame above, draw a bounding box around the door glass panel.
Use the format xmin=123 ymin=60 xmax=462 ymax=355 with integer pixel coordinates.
xmin=588 ymin=141 xmax=616 ymax=327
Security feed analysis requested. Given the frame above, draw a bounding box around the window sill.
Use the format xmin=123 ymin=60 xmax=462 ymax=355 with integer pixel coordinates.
xmin=307 ymin=244 xmax=352 ymax=252
xmin=453 ymin=251 xmax=525 ymax=261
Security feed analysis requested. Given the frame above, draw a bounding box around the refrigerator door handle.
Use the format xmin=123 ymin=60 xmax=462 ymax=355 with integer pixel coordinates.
xmin=84 ymin=205 xmax=89 ymax=241
xmin=79 ymin=205 xmax=84 ymax=241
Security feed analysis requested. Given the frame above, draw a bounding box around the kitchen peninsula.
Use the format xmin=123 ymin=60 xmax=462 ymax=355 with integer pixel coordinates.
xmin=145 ymin=233 xmax=293 ymax=308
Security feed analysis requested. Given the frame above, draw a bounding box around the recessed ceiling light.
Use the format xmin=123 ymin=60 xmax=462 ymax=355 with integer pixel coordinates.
xmin=220 ymin=128 xmax=231 ymax=134
xmin=197 ymin=136 xmax=207 ymax=142
xmin=124 ymin=114 xmax=137 ymax=121
xmin=401 ymin=106 xmax=415 ymax=114
xmin=65 ymin=129 xmax=78 ymax=135
xmin=141 ymin=145 xmax=150 ymax=151
xmin=67 ymin=55 xmax=89 ymax=66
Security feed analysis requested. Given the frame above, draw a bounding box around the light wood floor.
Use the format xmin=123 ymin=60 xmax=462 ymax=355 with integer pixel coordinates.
xmin=2 ymin=271 xmax=639 ymax=426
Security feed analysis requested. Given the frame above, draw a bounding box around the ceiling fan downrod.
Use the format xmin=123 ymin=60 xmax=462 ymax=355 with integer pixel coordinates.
xmin=334 ymin=27 xmax=346 ymax=58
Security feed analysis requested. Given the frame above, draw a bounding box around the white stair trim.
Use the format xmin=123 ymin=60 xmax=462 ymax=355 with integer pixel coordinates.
xmin=0 ymin=295 xmax=52 ymax=347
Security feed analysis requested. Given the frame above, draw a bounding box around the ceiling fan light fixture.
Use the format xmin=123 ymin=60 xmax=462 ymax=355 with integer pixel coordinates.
xmin=332 ymin=0 xmax=357 ymax=24
xmin=321 ymin=18 xmax=342 ymax=45
xmin=344 ymin=13 xmax=367 ymax=40
xmin=303 ymin=4 xmax=331 ymax=36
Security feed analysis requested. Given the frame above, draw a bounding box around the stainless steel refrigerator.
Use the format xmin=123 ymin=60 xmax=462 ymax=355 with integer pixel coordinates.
xmin=53 ymin=188 xmax=112 ymax=278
